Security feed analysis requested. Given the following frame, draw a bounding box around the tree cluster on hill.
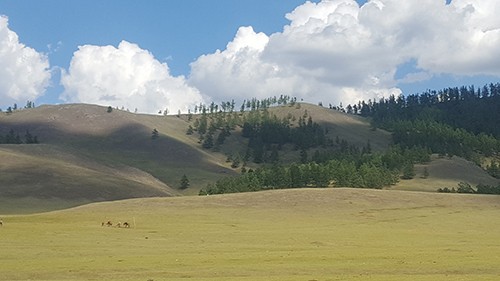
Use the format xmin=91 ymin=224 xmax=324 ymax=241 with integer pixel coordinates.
xmin=200 ymin=145 xmax=430 ymax=195
xmin=184 ymin=83 xmax=500 ymax=193
xmin=0 ymin=129 xmax=38 ymax=144
xmin=348 ymin=83 xmax=500 ymax=137
xmin=486 ymin=161 xmax=500 ymax=179
xmin=187 ymin=96 xmax=326 ymax=164
xmin=241 ymin=110 xmax=327 ymax=163
xmin=190 ymin=95 xmax=297 ymax=115
xmin=438 ymin=182 xmax=500 ymax=195
xmin=344 ymin=83 xmax=500 ymax=170
xmin=1 ymin=101 xmax=36 ymax=113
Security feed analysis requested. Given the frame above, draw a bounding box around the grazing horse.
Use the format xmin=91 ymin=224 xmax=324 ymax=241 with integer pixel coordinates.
xmin=123 ymin=222 xmax=130 ymax=228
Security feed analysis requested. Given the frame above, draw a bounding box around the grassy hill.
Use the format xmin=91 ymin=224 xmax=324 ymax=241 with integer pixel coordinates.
xmin=1 ymin=188 xmax=499 ymax=280
xmin=0 ymin=104 xmax=236 ymax=207
xmin=1 ymin=103 xmax=498 ymax=213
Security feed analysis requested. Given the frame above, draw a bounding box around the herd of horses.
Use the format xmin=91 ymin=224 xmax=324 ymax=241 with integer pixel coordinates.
xmin=101 ymin=220 xmax=130 ymax=228
xmin=0 ymin=218 xmax=131 ymax=228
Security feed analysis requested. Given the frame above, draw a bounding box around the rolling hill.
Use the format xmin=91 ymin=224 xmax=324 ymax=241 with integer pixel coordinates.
xmin=1 ymin=103 xmax=498 ymax=213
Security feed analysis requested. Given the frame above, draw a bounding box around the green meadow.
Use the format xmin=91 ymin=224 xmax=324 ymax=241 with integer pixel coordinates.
xmin=1 ymin=188 xmax=499 ymax=281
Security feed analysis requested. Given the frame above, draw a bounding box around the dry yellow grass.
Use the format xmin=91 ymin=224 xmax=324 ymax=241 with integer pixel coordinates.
xmin=1 ymin=188 xmax=499 ymax=281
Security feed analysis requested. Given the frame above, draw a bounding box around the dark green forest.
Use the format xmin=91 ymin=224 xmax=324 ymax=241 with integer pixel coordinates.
xmin=188 ymin=83 xmax=500 ymax=195
xmin=345 ymin=83 xmax=500 ymax=159
xmin=199 ymin=146 xmax=430 ymax=195
xmin=344 ymin=82 xmax=500 ymax=181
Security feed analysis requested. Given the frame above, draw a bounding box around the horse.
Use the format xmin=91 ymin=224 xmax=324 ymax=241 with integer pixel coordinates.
xmin=122 ymin=222 xmax=130 ymax=228
xmin=101 ymin=220 xmax=113 ymax=227
xmin=0 ymin=219 xmax=3 ymax=227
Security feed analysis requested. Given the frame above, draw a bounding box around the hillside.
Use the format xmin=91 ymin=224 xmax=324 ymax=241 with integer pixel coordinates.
xmin=0 ymin=103 xmax=388 ymax=207
xmin=1 ymin=102 xmax=498 ymax=212
xmin=391 ymin=154 xmax=500 ymax=192
xmin=0 ymin=104 xmax=235 ymax=209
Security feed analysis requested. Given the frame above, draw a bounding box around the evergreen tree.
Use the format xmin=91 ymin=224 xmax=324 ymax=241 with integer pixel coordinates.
xmin=401 ymin=163 xmax=416 ymax=180
xmin=202 ymin=133 xmax=214 ymax=149
xmin=151 ymin=128 xmax=159 ymax=140
xmin=180 ymin=174 xmax=190 ymax=189
xmin=24 ymin=130 xmax=34 ymax=144
xmin=289 ymin=163 xmax=303 ymax=188
xmin=186 ymin=125 xmax=194 ymax=135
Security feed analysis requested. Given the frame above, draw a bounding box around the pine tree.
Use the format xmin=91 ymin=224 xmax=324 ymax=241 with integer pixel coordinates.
xmin=401 ymin=163 xmax=416 ymax=180
xmin=180 ymin=174 xmax=190 ymax=189
xmin=151 ymin=128 xmax=159 ymax=140
xmin=202 ymin=133 xmax=214 ymax=149
xmin=186 ymin=125 xmax=194 ymax=135
xmin=25 ymin=130 xmax=34 ymax=144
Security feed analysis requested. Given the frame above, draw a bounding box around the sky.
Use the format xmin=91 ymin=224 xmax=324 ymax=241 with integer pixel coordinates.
xmin=0 ymin=0 xmax=499 ymax=114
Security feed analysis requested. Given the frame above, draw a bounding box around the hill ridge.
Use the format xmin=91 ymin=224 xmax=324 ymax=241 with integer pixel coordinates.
xmin=1 ymin=102 xmax=498 ymax=213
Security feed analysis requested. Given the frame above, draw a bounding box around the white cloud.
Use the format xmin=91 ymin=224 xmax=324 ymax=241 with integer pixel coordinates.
xmin=61 ymin=40 xmax=204 ymax=114
xmin=189 ymin=26 xmax=295 ymax=102
xmin=0 ymin=16 xmax=50 ymax=107
xmin=189 ymin=0 xmax=500 ymax=106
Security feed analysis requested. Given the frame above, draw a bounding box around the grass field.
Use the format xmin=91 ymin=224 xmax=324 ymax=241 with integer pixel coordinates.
xmin=1 ymin=188 xmax=499 ymax=281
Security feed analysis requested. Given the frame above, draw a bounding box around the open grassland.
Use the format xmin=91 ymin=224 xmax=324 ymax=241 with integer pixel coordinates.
xmin=1 ymin=189 xmax=499 ymax=281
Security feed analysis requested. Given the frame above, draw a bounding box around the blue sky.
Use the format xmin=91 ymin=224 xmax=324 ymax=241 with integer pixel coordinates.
xmin=0 ymin=0 xmax=498 ymax=113
xmin=1 ymin=1 xmax=308 ymax=74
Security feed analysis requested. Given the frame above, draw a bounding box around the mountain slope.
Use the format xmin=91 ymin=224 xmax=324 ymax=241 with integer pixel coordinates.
xmin=0 ymin=104 xmax=235 ymax=203
xmin=1 ymin=102 xmax=497 ymax=212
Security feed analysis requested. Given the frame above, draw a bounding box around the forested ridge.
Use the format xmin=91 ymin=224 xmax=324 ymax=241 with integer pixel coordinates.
xmin=343 ymin=83 xmax=500 ymax=156
xmin=344 ymin=83 xmax=500 ymax=173
xmin=185 ymin=83 xmax=500 ymax=195
xmin=183 ymin=97 xmax=430 ymax=195
xmin=346 ymin=83 xmax=500 ymax=138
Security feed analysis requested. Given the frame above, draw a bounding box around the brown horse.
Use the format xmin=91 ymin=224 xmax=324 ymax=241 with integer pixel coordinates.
xmin=123 ymin=222 xmax=130 ymax=228
xmin=101 ymin=221 xmax=113 ymax=227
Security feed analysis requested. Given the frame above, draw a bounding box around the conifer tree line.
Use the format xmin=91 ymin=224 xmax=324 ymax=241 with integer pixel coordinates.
xmin=0 ymin=129 xmax=38 ymax=144
xmin=187 ymin=95 xmax=308 ymax=164
xmin=345 ymin=83 xmax=500 ymax=138
xmin=1 ymin=100 xmax=35 ymax=113
xmin=191 ymin=82 xmax=500 ymax=195
xmin=344 ymin=82 xmax=500 ymax=176
xmin=200 ymin=145 xmax=430 ymax=195
xmin=343 ymin=83 xmax=500 ymax=151
xmin=438 ymin=182 xmax=500 ymax=195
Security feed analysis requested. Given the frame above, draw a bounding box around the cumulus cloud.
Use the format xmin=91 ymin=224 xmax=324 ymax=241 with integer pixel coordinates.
xmin=189 ymin=0 xmax=500 ymax=106
xmin=61 ymin=40 xmax=204 ymax=114
xmin=0 ymin=16 xmax=50 ymax=107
